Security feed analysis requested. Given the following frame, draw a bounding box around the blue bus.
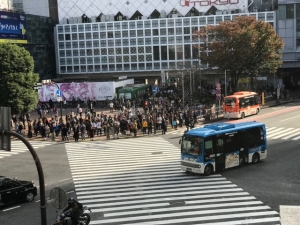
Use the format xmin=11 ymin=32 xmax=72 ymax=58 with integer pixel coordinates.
xmin=180 ymin=121 xmax=267 ymax=176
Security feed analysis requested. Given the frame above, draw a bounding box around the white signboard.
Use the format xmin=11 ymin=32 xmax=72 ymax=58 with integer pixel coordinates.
xmin=58 ymin=0 xmax=247 ymax=23
xmin=38 ymin=82 xmax=115 ymax=102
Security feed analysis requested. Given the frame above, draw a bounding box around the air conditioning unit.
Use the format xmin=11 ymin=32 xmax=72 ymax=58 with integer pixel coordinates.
xmin=101 ymin=15 xmax=106 ymax=22
xmin=142 ymin=16 xmax=147 ymax=20
xmin=172 ymin=14 xmax=178 ymax=18
xmin=69 ymin=17 xmax=75 ymax=24
xmin=61 ymin=18 xmax=68 ymax=24
xmin=216 ymin=10 xmax=222 ymax=15
xmin=77 ymin=17 xmax=82 ymax=23
xmin=222 ymin=10 xmax=228 ymax=14
xmin=109 ymin=14 xmax=114 ymax=21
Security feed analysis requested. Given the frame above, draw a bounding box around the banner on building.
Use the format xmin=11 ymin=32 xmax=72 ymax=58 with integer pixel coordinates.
xmin=0 ymin=11 xmax=27 ymax=44
xmin=38 ymin=82 xmax=115 ymax=102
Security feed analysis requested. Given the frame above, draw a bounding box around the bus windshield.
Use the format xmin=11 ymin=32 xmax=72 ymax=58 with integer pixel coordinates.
xmin=224 ymin=98 xmax=236 ymax=106
xmin=181 ymin=135 xmax=203 ymax=156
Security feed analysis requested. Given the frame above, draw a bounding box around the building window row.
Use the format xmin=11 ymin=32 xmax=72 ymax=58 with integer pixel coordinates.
xmin=57 ymin=13 xmax=274 ymax=33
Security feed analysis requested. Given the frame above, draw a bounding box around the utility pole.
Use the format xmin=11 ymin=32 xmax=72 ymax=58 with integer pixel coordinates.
xmin=182 ymin=72 xmax=184 ymax=109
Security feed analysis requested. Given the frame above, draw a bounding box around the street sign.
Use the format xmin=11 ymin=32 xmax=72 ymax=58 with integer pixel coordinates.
xmin=152 ymin=85 xmax=159 ymax=94
xmin=56 ymin=90 xmax=62 ymax=97
xmin=57 ymin=97 xmax=62 ymax=102
xmin=161 ymin=71 xmax=166 ymax=84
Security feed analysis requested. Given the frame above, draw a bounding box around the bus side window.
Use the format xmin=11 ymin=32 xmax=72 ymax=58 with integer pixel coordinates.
xmin=249 ymin=97 xmax=255 ymax=106
xmin=215 ymin=138 xmax=224 ymax=153
xmin=239 ymin=98 xmax=245 ymax=108
xmin=204 ymin=139 xmax=213 ymax=160
xmin=224 ymin=134 xmax=238 ymax=153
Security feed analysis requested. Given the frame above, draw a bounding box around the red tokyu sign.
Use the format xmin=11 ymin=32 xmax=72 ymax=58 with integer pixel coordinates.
xmin=180 ymin=0 xmax=239 ymax=7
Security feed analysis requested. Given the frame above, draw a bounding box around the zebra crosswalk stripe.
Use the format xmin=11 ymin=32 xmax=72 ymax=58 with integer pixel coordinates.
xmin=65 ymin=137 xmax=279 ymax=225
xmin=167 ymin=126 xmax=300 ymax=141
xmin=0 ymin=141 xmax=55 ymax=159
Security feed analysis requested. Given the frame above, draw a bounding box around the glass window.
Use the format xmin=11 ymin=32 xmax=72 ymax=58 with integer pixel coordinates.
xmin=122 ymin=31 xmax=128 ymax=37
xmin=130 ymin=30 xmax=136 ymax=37
xmin=199 ymin=17 xmax=206 ymax=25
xmin=176 ymin=27 xmax=182 ymax=35
xmin=92 ymin=24 xmax=98 ymax=31
xmin=93 ymin=32 xmax=99 ymax=39
xmin=107 ymin=23 xmax=113 ymax=30
xmin=95 ymin=65 xmax=100 ymax=71
xmin=80 ymin=57 xmax=86 ymax=64
xmin=161 ymin=37 xmax=167 ymax=44
xmin=130 ymin=39 xmax=136 ymax=45
xmin=101 ymin=48 xmax=107 ymax=55
xmin=181 ymin=135 xmax=203 ymax=156
xmin=145 ymin=29 xmax=151 ymax=36
xmin=176 ymin=19 xmax=182 ymax=26
xmin=137 ymin=21 xmax=143 ymax=28
xmin=78 ymin=25 xmax=84 ymax=32
xmin=145 ymin=46 xmax=152 ymax=53
xmin=152 ymin=20 xmax=158 ymax=27
xmin=123 ymin=56 xmax=129 ymax=62
xmin=86 ymin=33 xmax=91 ymax=39
xmin=184 ymin=44 xmax=191 ymax=59
xmin=208 ymin=16 xmax=215 ymax=24
xmin=138 ymin=47 xmax=144 ymax=53
xmin=168 ymin=36 xmax=175 ymax=44
xmin=297 ymin=4 xmax=300 ymax=18
xmin=278 ymin=5 xmax=286 ymax=20
xmin=72 ymin=42 xmax=78 ymax=48
xmin=122 ymin=39 xmax=129 ymax=46
xmin=79 ymin=33 xmax=84 ymax=40
xmin=73 ymin=50 xmax=78 ymax=56
xmin=57 ymin=26 xmax=63 ymax=33
xmin=115 ymin=39 xmax=121 ymax=46
xmin=100 ymin=24 xmax=106 ymax=30
xmin=169 ymin=45 xmax=175 ymax=60
xmin=191 ymin=18 xmax=198 ymax=25
xmin=184 ymin=36 xmax=190 ymax=43
xmin=145 ymin=38 xmax=151 ymax=45
xmin=168 ymin=28 xmax=174 ymax=35
xmin=115 ymin=22 xmax=121 ymax=29
xmin=153 ymin=29 xmax=159 ymax=36
xmin=58 ymin=34 xmax=64 ymax=41
xmin=177 ymin=45 xmax=183 ymax=60
xmin=153 ymin=46 xmax=160 ymax=61
xmin=146 ymin=62 xmax=152 ymax=69
xmin=100 ymin=32 xmax=106 ymax=39
xmin=183 ymin=18 xmax=190 ymax=26
xmin=73 ymin=58 xmax=79 ymax=64
xmin=168 ymin=19 xmax=174 ymax=27
xmin=72 ymin=33 xmax=77 ymax=40
xmin=144 ymin=21 xmax=151 ymax=28
xmin=154 ymin=62 xmax=160 ymax=69
xmin=129 ymin=21 xmax=136 ymax=29
xmin=59 ymin=50 xmax=65 ymax=57
xmin=286 ymin=4 xmax=294 ymax=19
xmin=184 ymin=27 xmax=190 ymax=34
xmin=102 ymin=65 xmax=108 ymax=71
xmin=108 ymin=32 xmax=114 ymax=38
xmin=137 ymin=30 xmax=143 ymax=36
xmin=86 ymin=41 xmax=92 ymax=48
xmin=100 ymin=40 xmax=107 ymax=47
xmin=176 ymin=36 xmax=182 ymax=43
xmin=153 ymin=37 xmax=159 ymax=44
xmin=130 ymin=47 xmax=136 ymax=54
xmin=85 ymin=24 xmax=91 ymax=31
xmin=122 ymin=22 xmax=128 ymax=29
xmin=160 ymin=20 xmax=166 ymax=27
xmin=123 ymin=47 xmax=129 ymax=54
xmin=115 ymin=31 xmax=121 ymax=38
xmin=94 ymin=49 xmax=100 ymax=55
xmin=161 ymin=46 xmax=167 ymax=60
xmin=64 ymin=26 xmax=70 ymax=33
xmin=138 ymin=38 xmax=144 ymax=45
xmin=60 ymin=58 xmax=65 ymax=65
xmin=160 ymin=28 xmax=166 ymax=36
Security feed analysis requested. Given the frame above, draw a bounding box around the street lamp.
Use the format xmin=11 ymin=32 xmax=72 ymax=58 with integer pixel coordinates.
xmin=42 ymin=79 xmax=63 ymax=123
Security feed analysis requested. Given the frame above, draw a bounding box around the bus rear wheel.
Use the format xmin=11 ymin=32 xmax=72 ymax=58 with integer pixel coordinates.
xmin=241 ymin=112 xmax=245 ymax=119
xmin=252 ymin=153 xmax=260 ymax=164
xmin=256 ymin=108 xmax=260 ymax=114
xmin=204 ymin=165 xmax=213 ymax=176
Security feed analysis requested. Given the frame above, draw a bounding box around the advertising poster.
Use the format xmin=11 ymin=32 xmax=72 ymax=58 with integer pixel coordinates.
xmin=0 ymin=11 xmax=27 ymax=44
xmin=38 ymin=82 xmax=115 ymax=102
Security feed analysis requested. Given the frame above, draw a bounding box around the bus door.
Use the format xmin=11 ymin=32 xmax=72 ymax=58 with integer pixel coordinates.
xmin=214 ymin=136 xmax=225 ymax=171
xmin=204 ymin=137 xmax=215 ymax=171
xmin=224 ymin=132 xmax=239 ymax=169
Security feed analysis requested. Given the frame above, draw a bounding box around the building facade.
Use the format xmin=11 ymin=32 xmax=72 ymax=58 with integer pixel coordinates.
xmin=54 ymin=0 xmax=278 ymax=84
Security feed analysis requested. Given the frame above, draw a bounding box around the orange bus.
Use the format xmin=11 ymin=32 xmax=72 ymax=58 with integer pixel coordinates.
xmin=223 ymin=91 xmax=261 ymax=119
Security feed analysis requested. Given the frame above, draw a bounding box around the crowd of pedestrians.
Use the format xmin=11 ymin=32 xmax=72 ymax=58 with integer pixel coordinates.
xmin=11 ymin=87 xmax=210 ymax=142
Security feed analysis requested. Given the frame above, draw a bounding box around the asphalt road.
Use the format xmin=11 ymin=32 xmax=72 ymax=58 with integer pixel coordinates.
xmin=1 ymin=103 xmax=300 ymax=224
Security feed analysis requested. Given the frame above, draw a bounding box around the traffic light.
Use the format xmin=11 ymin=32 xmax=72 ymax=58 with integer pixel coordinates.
xmin=167 ymin=78 xmax=178 ymax=83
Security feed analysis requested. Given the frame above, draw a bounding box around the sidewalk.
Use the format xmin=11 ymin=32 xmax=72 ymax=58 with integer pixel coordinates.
xmin=12 ymin=93 xmax=300 ymax=143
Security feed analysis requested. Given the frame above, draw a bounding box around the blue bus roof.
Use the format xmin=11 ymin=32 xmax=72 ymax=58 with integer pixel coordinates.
xmin=185 ymin=121 xmax=265 ymax=137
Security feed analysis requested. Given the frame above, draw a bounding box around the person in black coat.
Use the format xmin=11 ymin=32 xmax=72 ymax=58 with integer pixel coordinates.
xmin=73 ymin=124 xmax=80 ymax=142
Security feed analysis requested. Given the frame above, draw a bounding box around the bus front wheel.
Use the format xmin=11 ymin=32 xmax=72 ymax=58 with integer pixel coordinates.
xmin=252 ymin=153 xmax=260 ymax=164
xmin=204 ymin=165 xmax=213 ymax=176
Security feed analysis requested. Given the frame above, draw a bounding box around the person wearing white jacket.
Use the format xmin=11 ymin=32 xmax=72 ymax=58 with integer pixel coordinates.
xmin=96 ymin=120 xmax=102 ymax=136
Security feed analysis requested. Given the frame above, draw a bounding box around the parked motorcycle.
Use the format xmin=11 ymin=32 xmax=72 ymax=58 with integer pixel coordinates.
xmin=51 ymin=206 xmax=92 ymax=225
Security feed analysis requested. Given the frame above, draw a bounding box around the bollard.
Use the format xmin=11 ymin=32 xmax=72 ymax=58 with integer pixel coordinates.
xmin=261 ymin=92 xmax=265 ymax=105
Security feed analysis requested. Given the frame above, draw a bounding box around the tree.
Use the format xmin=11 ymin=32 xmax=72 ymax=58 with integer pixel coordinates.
xmin=194 ymin=15 xmax=284 ymax=93
xmin=0 ymin=43 xmax=39 ymax=115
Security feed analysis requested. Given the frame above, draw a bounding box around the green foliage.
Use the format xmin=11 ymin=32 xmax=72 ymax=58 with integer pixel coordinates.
xmin=194 ymin=16 xmax=284 ymax=92
xmin=0 ymin=43 xmax=39 ymax=114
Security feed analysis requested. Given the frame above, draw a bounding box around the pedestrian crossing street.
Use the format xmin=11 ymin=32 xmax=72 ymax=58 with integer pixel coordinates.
xmin=65 ymin=137 xmax=280 ymax=225
xmin=0 ymin=141 xmax=55 ymax=159
xmin=167 ymin=126 xmax=300 ymax=140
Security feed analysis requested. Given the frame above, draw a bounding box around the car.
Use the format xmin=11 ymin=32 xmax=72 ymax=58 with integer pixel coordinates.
xmin=0 ymin=176 xmax=37 ymax=207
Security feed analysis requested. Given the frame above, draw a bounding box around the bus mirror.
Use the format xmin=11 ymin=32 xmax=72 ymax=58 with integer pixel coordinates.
xmin=179 ymin=139 xmax=181 ymax=144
